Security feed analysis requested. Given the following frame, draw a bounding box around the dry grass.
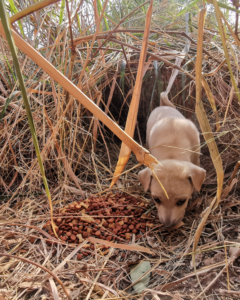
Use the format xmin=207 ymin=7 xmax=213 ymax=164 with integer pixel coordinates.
xmin=0 ymin=0 xmax=240 ymax=299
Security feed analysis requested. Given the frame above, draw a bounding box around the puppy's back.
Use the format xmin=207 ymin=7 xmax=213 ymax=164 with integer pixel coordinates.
xmin=147 ymin=107 xmax=200 ymax=164
xmin=147 ymin=107 xmax=185 ymax=145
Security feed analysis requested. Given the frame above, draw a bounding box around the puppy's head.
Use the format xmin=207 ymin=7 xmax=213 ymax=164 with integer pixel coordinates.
xmin=138 ymin=160 xmax=206 ymax=227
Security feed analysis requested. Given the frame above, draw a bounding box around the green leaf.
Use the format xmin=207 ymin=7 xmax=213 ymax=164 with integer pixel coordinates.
xmin=8 ymin=0 xmax=25 ymax=37
xmin=120 ymin=60 xmax=126 ymax=97
xmin=0 ymin=92 xmax=18 ymax=121
xmin=9 ymin=0 xmax=18 ymax=13
xmin=4 ymin=55 xmax=16 ymax=82
xmin=163 ymin=38 xmax=173 ymax=47
xmin=97 ymin=0 xmax=109 ymax=31
xmin=104 ymin=13 xmax=115 ymax=23
xmin=206 ymin=0 xmax=240 ymax=14
xmin=77 ymin=14 xmax=81 ymax=33
xmin=148 ymin=61 xmax=158 ymax=116
xmin=59 ymin=0 xmax=65 ymax=25
xmin=130 ymin=261 xmax=151 ymax=293
xmin=177 ymin=0 xmax=201 ymax=17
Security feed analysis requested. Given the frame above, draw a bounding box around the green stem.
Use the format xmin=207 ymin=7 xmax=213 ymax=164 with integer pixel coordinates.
xmin=0 ymin=0 xmax=56 ymax=236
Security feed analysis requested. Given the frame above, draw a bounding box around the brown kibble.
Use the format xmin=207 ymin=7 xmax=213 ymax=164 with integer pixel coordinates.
xmin=71 ymin=235 xmax=76 ymax=241
xmin=56 ymin=218 xmax=62 ymax=223
xmin=66 ymin=231 xmax=72 ymax=236
xmin=116 ymin=225 xmax=122 ymax=231
xmin=106 ymin=236 xmax=112 ymax=241
xmin=123 ymin=224 xmax=127 ymax=229
xmin=82 ymin=232 xmax=88 ymax=238
xmin=62 ymin=236 xmax=67 ymax=241
xmin=103 ymin=222 xmax=108 ymax=228
xmin=95 ymin=231 xmax=101 ymax=236
xmin=129 ymin=225 xmax=134 ymax=230
xmin=77 ymin=254 xmax=82 ymax=260
xmin=125 ymin=233 xmax=131 ymax=240
xmin=133 ymin=229 xmax=137 ymax=233
xmin=77 ymin=234 xmax=84 ymax=242
xmin=108 ymin=223 xmax=115 ymax=229
xmin=108 ymin=218 xmax=114 ymax=223
xmin=90 ymin=244 xmax=95 ymax=250
xmin=29 ymin=237 xmax=35 ymax=244
xmin=103 ymin=249 xmax=109 ymax=255
xmin=95 ymin=219 xmax=101 ymax=224
xmin=83 ymin=252 xmax=88 ymax=256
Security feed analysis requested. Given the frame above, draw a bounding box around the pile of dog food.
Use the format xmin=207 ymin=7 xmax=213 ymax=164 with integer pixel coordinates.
xmin=43 ymin=193 xmax=159 ymax=246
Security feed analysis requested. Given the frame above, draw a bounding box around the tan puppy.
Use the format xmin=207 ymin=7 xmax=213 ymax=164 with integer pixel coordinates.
xmin=138 ymin=105 xmax=206 ymax=227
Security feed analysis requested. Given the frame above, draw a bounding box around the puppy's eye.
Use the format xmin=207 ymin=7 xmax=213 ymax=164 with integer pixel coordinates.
xmin=176 ymin=199 xmax=186 ymax=206
xmin=153 ymin=197 xmax=161 ymax=204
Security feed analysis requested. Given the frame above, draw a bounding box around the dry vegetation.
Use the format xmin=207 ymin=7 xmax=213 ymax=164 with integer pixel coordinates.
xmin=0 ymin=0 xmax=240 ymax=299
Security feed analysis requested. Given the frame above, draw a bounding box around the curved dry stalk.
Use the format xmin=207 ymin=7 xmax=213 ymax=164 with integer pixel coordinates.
xmin=10 ymin=0 xmax=61 ymax=24
xmin=193 ymin=7 xmax=223 ymax=299
xmin=0 ymin=253 xmax=72 ymax=300
xmin=212 ymin=0 xmax=240 ymax=103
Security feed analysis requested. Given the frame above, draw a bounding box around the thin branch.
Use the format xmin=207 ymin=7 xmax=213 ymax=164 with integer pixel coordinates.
xmin=0 ymin=254 xmax=72 ymax=300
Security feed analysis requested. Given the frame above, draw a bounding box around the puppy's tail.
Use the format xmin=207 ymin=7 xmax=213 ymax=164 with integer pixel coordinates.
xmin=160 ymin=92 xmax=176 ymax=108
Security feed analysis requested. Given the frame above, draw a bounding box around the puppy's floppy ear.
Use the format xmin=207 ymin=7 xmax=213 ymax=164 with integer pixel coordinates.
xmin=188 ymin=164 xmax=206 ymax=192
xmin=138 ymin=168 xmax=152 ymax=193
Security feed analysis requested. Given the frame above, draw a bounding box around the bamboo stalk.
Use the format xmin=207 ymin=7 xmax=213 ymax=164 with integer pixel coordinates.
xmin=110 ymin=0 xmax=153 ymax=187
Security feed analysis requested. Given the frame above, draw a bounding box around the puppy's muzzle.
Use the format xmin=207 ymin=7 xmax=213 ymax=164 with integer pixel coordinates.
xmin=159 ymin=217 xmax=179 ymax=228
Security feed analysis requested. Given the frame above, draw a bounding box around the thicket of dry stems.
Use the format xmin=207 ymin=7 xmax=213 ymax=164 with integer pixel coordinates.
xmin=1 ymin=0 xmax=240 ymax=299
